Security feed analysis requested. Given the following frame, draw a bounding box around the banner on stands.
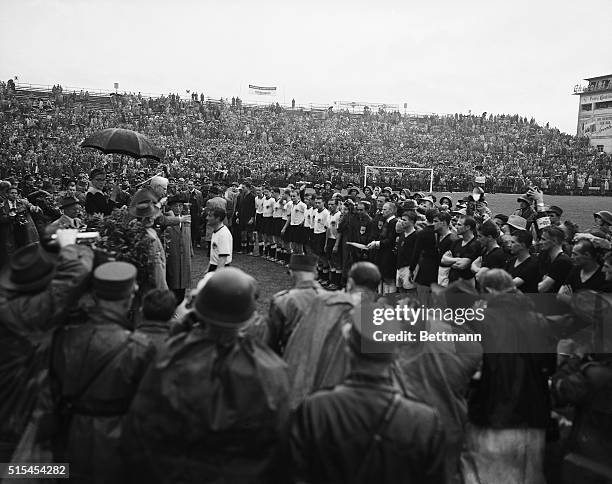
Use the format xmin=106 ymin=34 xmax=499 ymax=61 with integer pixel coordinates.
xmin=248 ymin=84 xmax=277 ymax=96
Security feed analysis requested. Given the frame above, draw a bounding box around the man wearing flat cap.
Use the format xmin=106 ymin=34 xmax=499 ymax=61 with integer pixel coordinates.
xmin=122 ymin=267 xmax=290 ymax=483
xmin=51 ymin=261 xmax=155 ymax=482
xmin=0 ymin=230 xmax=94 ymax=461
xmin=289 ymin=274 xmax=447 ymax=484
xmin=259 ymin=254 xmax=328 ymax=355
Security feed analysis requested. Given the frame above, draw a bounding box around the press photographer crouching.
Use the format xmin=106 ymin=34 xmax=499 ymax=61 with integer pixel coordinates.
xmin=0 ymin=230 xmax=94 ymax=461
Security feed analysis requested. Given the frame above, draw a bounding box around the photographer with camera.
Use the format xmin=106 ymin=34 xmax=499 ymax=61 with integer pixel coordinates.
xmin=0 ymin=185 xmax=41 ymax=259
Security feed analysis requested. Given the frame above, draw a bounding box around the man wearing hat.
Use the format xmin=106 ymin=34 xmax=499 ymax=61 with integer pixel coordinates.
xmin=439 ymin=196 xmax=453 ymax=211
xmin=506 ymin=214 xmax=528 ymax=232
xmin=591 ymin=210 xmax=612 ymax=239
xmin=122 ymin=268 xmax=290 ymax=483
xmin=513 ymin=194 xmax=536 ymax=229
xmin=347 ymin=186 xmax=360 ymax=202
xmin=418 ymin=196 xmax=435 ymax=213
xmin=50 ymin=261 xmax=155 ymax=482
xmin=0 ymin=230 xmax=94 ymax=461
xmin=260 ymin=254 xmax=328 ymax=356
xmin=46 ymin=196 xmax=84 ymax=234
xmin=547 ymin=206 xmax=563 ymax=227
xmin=289 ymin=265 xmax=446 ymax=483
xmin=129 ymin=188 xmax=168 ymax=290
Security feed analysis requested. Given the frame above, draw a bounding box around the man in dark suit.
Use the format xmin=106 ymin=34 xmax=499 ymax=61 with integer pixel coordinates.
xmin=186 ymin=179 xmax=204 ymax=248
xmin=236 ymin=182 xmax=256 ymax=254
xmin=410 ymin=208 xmax=439 ymax=306
xmin=367 ymin=202 xmax=397 ymax=293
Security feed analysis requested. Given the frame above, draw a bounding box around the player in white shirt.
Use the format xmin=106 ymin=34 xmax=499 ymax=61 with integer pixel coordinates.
xmin=261 ymin=187 xmax=275 ymax=259
xmin=324 ymin=198 xmax=342 ymax=289
xmin=281 ymin=189 xmax=306 ymax=255
xmin=312 ymin=195 xmax=330 ymax=281
xmin=206 ymin=206 xmax=233 ymax=272
xmin=279 ymin=189 xmax=292 ymax=265
xmin=271 ymin=188 xmax=284 ymax=263
xmin=254 ymin=187 xmax=265 ymax=256
xmin=303 ymin=193 xmax=315 ymax=254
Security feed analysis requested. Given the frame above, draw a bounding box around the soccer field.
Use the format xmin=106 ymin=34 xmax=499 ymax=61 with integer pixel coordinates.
xmin=191 ymin=250 xmax=291 ymax=315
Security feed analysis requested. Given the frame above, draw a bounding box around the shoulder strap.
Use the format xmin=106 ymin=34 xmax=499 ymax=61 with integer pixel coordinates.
xmin=357 ymin=392 xmax=402 ymax=475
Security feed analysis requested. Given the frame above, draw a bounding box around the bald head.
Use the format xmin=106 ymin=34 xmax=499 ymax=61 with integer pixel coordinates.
xmin=348 ymin=262 xmax=381 ymax=292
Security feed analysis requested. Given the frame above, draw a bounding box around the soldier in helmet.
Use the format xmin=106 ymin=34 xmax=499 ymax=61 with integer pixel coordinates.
xmin=122 ymin=267 xmax=290 ymax=484
xmin=261 ymin=254 xmax=328 ymax=355
xmin=50 ymin=262 xmax=155 ymax=483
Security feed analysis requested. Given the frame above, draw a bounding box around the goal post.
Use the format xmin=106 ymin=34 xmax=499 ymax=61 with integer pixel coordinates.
xmin=363 ymin=165 xmax=434 ymax=194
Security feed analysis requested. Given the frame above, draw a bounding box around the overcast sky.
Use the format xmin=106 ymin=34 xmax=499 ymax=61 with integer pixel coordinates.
xmin=1 ymin=0 xmax=611 ymax=134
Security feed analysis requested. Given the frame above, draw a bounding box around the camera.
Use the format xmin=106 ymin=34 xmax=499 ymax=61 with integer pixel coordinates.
xmin=50 ymin=231 xmax=101 ymax=244
xmin=10 ymin=206 xmax=30 ymax=226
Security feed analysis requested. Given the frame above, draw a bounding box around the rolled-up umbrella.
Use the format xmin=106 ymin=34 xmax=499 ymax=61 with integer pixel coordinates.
xmin=81 ymin=128 xmax=165 ymax=161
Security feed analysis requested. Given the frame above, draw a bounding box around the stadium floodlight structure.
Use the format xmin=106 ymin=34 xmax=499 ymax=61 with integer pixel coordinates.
xmin=363 ymin=165 xmax=434 ymax=193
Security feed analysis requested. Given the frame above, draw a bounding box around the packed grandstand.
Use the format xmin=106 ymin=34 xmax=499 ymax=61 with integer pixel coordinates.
xmin=1 ymin=78 xmax=610 ymax=195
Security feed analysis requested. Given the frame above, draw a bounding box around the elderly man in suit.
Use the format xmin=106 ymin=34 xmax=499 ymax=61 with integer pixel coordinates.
xmin=46 ymin=196 xmax=84 ymax=234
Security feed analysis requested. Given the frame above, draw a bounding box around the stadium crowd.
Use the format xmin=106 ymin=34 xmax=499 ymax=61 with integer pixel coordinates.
xmin=1 ymin=79 xmax=611 ymax=195
xmin=1 ymin=158 xmax=612 ymax=483
xmin=1 ymin=78 xmax=612 ymax=484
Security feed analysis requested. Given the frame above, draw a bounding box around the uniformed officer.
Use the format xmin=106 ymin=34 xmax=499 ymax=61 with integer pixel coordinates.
xmin=265 ymin=254 xmax=328 ymax=355
xmin=121 ymin=267 xmax=290 ymax=484
xmin=50 ymin=262 xmax=155 ymax=483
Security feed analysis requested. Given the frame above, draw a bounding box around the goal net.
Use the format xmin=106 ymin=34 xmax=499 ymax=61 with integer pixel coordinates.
xmin=363 ymin=165 xmax=434 ymax=194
